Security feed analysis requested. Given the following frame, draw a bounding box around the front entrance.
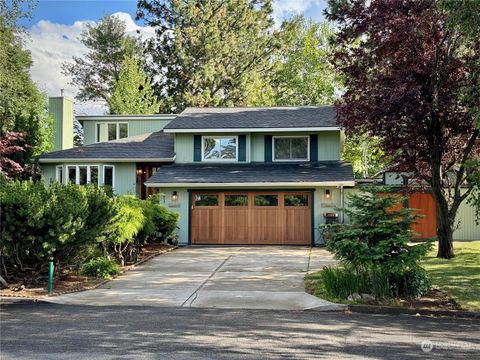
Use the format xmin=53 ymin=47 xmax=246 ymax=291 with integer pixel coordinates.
xmin=191 ymin=191 xmax=312 ymax=245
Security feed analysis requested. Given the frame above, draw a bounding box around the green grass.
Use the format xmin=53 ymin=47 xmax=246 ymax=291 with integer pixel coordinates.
xmin=421 ymin=240 xmax=480 ymax=312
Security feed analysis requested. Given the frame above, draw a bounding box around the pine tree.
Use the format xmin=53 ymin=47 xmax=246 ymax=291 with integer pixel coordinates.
xmin=109 ymin=56 xmax=161 ymax=115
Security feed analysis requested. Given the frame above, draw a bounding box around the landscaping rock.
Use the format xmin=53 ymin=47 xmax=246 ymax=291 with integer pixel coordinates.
xmin=348 ymin=293 xmax=362 ymax=301
xmin=361 ymin=293 xmax=375 ymax=301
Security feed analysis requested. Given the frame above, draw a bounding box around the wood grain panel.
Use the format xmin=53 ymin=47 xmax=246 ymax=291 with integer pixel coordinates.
xmin=191 ymin=191 xmax=311 ymax=245
xmin=409 ymin=192 xmax=437 ymax=238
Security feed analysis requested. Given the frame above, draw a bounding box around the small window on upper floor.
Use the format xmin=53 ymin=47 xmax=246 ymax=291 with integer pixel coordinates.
xmin=273 ymin=136 xmax=309 ymax=161
xmin=107 ymin=123 xmax=129 ymax=141
xmin=202 ymin=136 xmax=237 ymax=161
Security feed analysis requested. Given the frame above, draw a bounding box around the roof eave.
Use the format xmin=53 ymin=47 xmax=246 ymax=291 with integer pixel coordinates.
xmin=163 ymin=127 xmax=342 ymax=133
xmin=39 ymin=157 xmax=176 ymax=163
xmin=145 ymin=181 xmax=355 ymax=188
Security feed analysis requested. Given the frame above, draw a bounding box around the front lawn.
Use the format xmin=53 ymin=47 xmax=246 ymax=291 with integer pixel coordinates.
xmin=421 ymin=240 xmax=480 ymax=312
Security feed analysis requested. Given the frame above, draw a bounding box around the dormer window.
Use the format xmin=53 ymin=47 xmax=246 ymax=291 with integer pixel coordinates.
xmin=202 ymin=136 xmax=238 ymax=161
xmin=273 ymin=136 xmax=309 ymax=161
xmin=107 ymin=123 xmax=129 ymax=141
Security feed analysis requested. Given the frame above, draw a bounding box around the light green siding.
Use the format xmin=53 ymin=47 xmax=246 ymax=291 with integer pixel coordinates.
xmin=454 ymin=192 xmax=480 ymax=240
xmin=157 ymin=187 xmax=190 ymax=245
xmin=41 ymin=162 xmax=137 ymax=196
xmin=49 ymin=97 xmax=74 ymax=151
xmin=82 ymin=119 xmax=173 ymax=145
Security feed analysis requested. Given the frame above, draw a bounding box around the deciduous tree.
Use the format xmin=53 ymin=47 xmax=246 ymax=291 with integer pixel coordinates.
xmin=326 ymin=0 xmax=480 ymax=258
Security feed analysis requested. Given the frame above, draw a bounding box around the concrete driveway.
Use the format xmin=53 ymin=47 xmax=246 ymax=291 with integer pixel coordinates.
xmin=48 ymin=246 xmax=342 ymax=311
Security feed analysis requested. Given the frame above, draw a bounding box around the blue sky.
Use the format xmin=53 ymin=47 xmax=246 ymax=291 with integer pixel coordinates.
xmin=22 ymin=0 xmax=328 ymax=114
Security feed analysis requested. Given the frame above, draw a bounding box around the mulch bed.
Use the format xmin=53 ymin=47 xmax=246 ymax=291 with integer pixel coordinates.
xmin=0 ymin=243 xmax=176 ymax=299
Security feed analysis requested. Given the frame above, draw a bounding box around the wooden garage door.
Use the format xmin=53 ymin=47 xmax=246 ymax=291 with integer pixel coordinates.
xmin=191 ymin=192 xmax=311 ymax=245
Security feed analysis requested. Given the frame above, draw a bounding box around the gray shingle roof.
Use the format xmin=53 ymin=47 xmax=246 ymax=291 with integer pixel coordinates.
xmin=164 ymin=106 xmax=338 ymax=130
xmin=38 ymin=132 xmax=174 ymax=162
xmin=145 ymin=161 xmax=354 ymax=185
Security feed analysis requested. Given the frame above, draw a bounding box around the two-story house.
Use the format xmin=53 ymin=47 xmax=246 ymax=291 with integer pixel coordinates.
xmin=39 ymin=97 xmax=354 ymax=246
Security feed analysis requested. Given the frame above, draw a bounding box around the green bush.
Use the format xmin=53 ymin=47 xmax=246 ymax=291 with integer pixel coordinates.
xmin=396 ymin=266 xmax=431 ymax=297
xmin=80 ymin=257 xmax=120 ymax=279
xmin=146 ymin=195 xmax=179 ymax=241
xmin=0 ymin=180 xmax=116 ymax=279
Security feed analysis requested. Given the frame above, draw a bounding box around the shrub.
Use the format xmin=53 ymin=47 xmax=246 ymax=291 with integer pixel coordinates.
xmin=0 ymin=180 xmax=116 ymax=280
xmin=80 ymin=257 xmax=120 ymax=279
xmin=146 ymin=195 xmax=179 ymax=241
xmin=394 ymin=266 xmax=431 ymax=297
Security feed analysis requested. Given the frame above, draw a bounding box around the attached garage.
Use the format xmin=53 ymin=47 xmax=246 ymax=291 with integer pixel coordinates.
xmin=191 ymin=191 xmax=312 ymax=245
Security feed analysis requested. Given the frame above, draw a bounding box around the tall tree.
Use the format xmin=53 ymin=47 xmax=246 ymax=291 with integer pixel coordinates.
xmin=0 ymin=5 xmax=53 ymax=161
xmin=109 ymin=56 xmax=161 ymax=114
xmin=271 ymin=16 xmax=341 ymax=106
xmin=62 ymin=14 xmax=141 ymax=112
xmin=326 ymin=0 xmax=480 ymax=258
xmin=342 ymin=133 xmax=388 ymax=178
xmin=136 ymin=0 xmax=285 ymax=113
xmin=0 ymin=132 xmax=26 ymax=178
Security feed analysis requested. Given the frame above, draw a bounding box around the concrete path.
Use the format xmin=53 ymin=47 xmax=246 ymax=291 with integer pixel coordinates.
xmin=47 ymin=246 xmax=342 ymax=311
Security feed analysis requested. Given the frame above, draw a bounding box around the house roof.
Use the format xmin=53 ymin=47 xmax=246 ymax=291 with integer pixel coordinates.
xmin=163 ymin=106 xmax=339 ymax=133
xmin=76 ymin=114 xmax=175 ymax=124
xmin=145 ymin=161 xmax=354 ymax=187
xmin=38 ymin=132 xmax=175 ymax=163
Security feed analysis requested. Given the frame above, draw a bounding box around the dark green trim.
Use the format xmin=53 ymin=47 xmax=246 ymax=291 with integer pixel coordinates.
xmin=309 ymin=134 xmax=318 ymax=162
xmin=264 ymin=135 xmax=272 ymax=162
xmin=238 ymin=135 xmax=247 ymax=162
xmin=193 ymin=135 xmax=201 ymax=162
xmin=310 ymin=189 xmax=315 ymax=247
xmin=187 ymin=190 xmax=192 ymax=245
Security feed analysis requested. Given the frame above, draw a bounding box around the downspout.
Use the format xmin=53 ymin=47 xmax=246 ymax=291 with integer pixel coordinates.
xmin=340 ymin=185 xmax=345 ymax=223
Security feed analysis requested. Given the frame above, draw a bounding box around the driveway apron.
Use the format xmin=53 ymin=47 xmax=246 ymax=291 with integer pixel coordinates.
xmin=47 ymin=246 xmax=343 ymax=311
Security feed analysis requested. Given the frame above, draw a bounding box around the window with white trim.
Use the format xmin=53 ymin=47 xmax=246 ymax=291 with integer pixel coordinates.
xmin=202 ymin=136 xmax=238 ymax=161
xmin=66 ymin=165 xmax=100 ymax=185
xmin=103 ymin=165 xmax=114 ymax=188
xmin=56 ymin=165 xmax=63 ymax=184
xmin=96 ymin=123 xmax=101 ymax=143
xmin=273 ymin=136 xmax=309 ymax=161
xmin=107 ymin=123 xmax=129 ymax=141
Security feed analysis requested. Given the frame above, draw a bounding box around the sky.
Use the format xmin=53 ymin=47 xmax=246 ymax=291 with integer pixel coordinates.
xmin=21 ymin=0 xmax=328 ymax=114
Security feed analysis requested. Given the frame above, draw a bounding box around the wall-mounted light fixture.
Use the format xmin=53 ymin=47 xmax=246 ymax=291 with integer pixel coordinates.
xmin=171 ymin=191 xmax=178 ymax=203
xmin=325 ymin=189 xmax=331 ymax=200
xmin=136 ymin=168 xmax=143 ymax=176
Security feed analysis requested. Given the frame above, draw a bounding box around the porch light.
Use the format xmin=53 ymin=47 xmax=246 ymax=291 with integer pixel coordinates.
xmin=171 ymin=191 xmax=178 ymax=203
xmin=325 ymin=189 xmax=331 ymax=200
xmin=136 ymin=168 xmax=143 ymax=175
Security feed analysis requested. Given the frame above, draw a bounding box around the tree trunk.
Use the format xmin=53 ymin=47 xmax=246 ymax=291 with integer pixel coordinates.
xmin=432 ymin=188 xmax=455 ymax=259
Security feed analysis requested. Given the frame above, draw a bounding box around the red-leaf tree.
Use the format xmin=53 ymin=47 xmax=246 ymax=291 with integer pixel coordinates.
xmin=0 ymin=132 xmax=26 ymax=178
xmin=326 ymin=0 xmax=480 ymax=258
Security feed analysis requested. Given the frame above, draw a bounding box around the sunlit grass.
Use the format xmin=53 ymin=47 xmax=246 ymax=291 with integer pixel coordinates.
xmin=421 ymin=241 xmax=480 ymax=311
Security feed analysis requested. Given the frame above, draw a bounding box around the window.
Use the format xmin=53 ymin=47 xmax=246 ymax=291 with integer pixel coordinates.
xmin=66 ymin=165 xmax=100 ymax=185
xmin=107 ymin=123 xmax=129 ymax=141
xmin=284 ymin=194 xmax=308 ymax=207
xmin=202 ymin=136 xmax=237 ymax=161
xmin=103 ymin=166 xmax=114 ymax=188
xmin=96 ymin=123 xmax=101 ymax=143
xmin=273 ymin=136 xmax=309 ymax=161
xmin=195 ymin=194 xmax=219 ymax=206
xmin=56 ymin=166 xmax=63 ymax=184
xmin=225 ymin=194 xmax=248 ymax=206
xmin=254 ymin=195 xmax=278 ymax=206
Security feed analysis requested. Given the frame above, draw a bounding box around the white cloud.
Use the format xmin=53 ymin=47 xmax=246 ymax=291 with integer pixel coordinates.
xmin=272 ymin=0 xmax=323 ymax=23
xmin=25 ymin=12 xmax=153 ymax=115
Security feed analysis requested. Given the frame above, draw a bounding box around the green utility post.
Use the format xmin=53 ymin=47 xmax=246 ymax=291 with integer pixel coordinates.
xmin=48 ymin=261 xmax=54 ymax=295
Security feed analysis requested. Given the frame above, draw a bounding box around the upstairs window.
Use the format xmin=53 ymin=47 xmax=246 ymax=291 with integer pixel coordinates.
xmin=107 ymin=123 xmax=129 ymax=141
xmin=273 ymin=136 xmax=309 ymax=161
xmin=202 ymin=136 xmax=237 ymax=161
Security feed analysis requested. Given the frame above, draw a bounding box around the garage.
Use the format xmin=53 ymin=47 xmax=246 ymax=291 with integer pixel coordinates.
xmin=191 ymin=191 xmax=312 ymax=245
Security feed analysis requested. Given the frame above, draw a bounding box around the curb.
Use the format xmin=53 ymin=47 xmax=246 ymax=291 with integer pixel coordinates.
xmin=0 ymin=246 xmax=177 ymax=299
xmin=348 ymin=304 xmax=480 ymax=320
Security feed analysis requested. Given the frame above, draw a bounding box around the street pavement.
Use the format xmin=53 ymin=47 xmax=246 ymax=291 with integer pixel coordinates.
xmin=1 ymin=302 xmax=479 ymax=359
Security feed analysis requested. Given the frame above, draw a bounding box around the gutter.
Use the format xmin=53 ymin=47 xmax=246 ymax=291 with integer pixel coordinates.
xmin=163 ymin=127 xmax=342 ymax=133
xmin=145 ymin=181 xmax=356 ymax=188
xmin=38 ymin=157 xmax=176 ymax=163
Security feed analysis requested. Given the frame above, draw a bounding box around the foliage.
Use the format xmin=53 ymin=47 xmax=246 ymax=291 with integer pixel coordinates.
xmin=0 ymin=0 xmax=36 ymax=29
xmin=422 ymin=241 xmax=480 ymax=311
xmin=80 ymin=257 xmax=120 ymax=279
xmin=0 ymin=131 xmax=26 ymax=178
xmin=145 ymin=194 xmax=179 ymax=241
xmin=326 ymin=0 xmax=480 ymax=258
xmin=0 ymin=181 xmax=116 ymax=280
xmin=137 ymin=0 xmax=288 ymax=113
xmin=110 ymin=56 xmax=161 ymax=114
xmin=0 ymin=15 xmax=53 ymax=161
xmin=62 ymin=14 xmax=141 ymax=112
xmin=271 ymin=16 xmax=341 ymax=106
xmin=342 ymin=133 xmax=388 ymax=178
xmin=327 ymin=187 xmax=431 ymax=272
